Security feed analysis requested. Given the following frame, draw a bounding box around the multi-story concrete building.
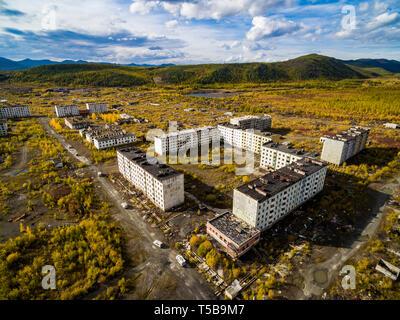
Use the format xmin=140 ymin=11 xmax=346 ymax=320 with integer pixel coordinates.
xmin=218 ymin=124 xmax=276 ymax=154
xmin=261 ymin=142 xmax=316 ymax=170
xmin=233 ymin=158 xmax=327 ymax=231
xmin=64 ymin=117 xmax=91 ymax=130
xmin=154 ymin=126 xmax=220 ymax=156
xmin=320 ymin=126 xmax=369 ymax=165
xmin=55 ymin=105 xmax=79 ymax=118
xmin=230 ymin=115 xmax=272 ymax=131
xmin=383 ymin=123 xmax=399 ymax=129
xmin=89 ymin=129 xmax=136 ymax=150
xmin=0 ymin=105 xmax=31 ymax=118
xmin=117 ymin=147 xmax=184 ymax=211
xmin=207 ymin=212 xmax=260 ymax=259
xmin=86 ymin=103 xmax=108 ymax=114
xmin=0 ymin=119 xmax=7 ymax=136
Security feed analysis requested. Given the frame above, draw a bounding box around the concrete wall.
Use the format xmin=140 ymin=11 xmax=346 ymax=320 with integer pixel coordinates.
xmin=321 ymin=139 xmax=346 ymax=165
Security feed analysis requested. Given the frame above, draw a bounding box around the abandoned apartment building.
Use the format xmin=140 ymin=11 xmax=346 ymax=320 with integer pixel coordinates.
xmin=230 ymin=114 xmax=272 ymax=131
xmin=233 ymin=158 xmax=327 ymax=231
xmin=207 ymin=212 xmax=260 ymax=259
xmin=154 ymin=126 xmax=220 ymax=156
xmin=64 ymin=117 xmax=92 ymax=130
xmin=320 ymin=126 xmax=370 ymax=165
xmin=80 ymin=125 xmax=136 ymax=149
xmin=0 ymin=119 xmax=7 ymax=136
xmin=261 ymin=141 xmax=317 ymax=170
xmin=0 ymin=104 xmax=31 ymax=118
xmin=218 ymin=123 xmax=277 ymax=154
xmin=117 ymin=147 xmax=184 ymax=211
xmin=55 ymin=104 xmax=80 ymax=118
xmin=86 ymin=102 xmax=108 ymax=114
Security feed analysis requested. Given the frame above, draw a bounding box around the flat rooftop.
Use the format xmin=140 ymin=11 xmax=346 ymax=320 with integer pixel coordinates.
xmin=218 ymin=123 xmax=241 ymax=130
xmin=156 ymin=126 xmax=217 ymax=139
xmin=118 ymin=147 xmax=183 ymax=180
xmin=0 ymin=104 xmax=29 ymax=108
xmin=231 ymin=114 xmax=272 ymax=121
xmin=55 ymin=105 xmax=78 ymax=108
xmin=208 ymin=212 xmax=260 ymax=247
xmin=219 ymin=123 xmax=273 ymax=136
xmin=323 ymin=126 xmax=370 ymax=142
xmin=86 ymin=103 xmax=107 ymax=106
xmin=236 ymin=158 xmax=327 ymax=202
xmin=263 ymin=141 xmax=316 ymax=157
xmin=65 ymin=116 xmax=91 ymax=123
xmin=94 ymin=131 xmax=135 ymax=142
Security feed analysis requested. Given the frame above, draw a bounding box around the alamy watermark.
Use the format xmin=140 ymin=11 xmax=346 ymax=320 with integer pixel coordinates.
xmin=41 ymin=4 xmax=57 ymax=31
xmin=41 ymin=265 xmax=56 ymax=290
xmin=341 ymin=5 xmax=357 ymax=32
xmin=340 ymin=265 xmax=356 ymax=290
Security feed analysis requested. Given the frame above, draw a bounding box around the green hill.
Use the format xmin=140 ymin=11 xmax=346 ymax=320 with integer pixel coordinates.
xmin=0 ymin=54 xmax=373 ymax=87
xmin=343 ymin=58 xmax=400 ymax=74
xmin=3 ymin=63 xmax=152 ymax=86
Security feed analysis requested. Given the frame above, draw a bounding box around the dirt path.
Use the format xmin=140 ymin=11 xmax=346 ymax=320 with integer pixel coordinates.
xmin=300 ymin=174 xmax=400 ymax=299
xmin=40 ymin=117 xmax=215 ymax=300
xmin=4 ymin=142 xmax=28 ymax=175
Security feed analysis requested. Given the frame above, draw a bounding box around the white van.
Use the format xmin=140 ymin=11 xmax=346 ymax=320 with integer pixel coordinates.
xmin=176 ymin=255 xmax=186 ymax=267
xmin=153 ymin=240 xmax=163 ymax=248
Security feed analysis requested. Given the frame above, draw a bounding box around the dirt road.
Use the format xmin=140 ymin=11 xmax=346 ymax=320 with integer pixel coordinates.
xmin=4 ymin=142 xmax=27 ymax=175
xmin=40 ymin=117 xmax=215 ymax=300
xmin=300 ymin=174 xmax=400 ymax=299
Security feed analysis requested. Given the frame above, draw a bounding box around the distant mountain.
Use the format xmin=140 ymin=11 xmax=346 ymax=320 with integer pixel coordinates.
xmin=342 ymin=58 xmax=400 ymax=74
xmin=1 ymin=54 xmax=395 ymax=87
xmin=0 ymin=57 xmax=26 ymax=71
xmin=127 ymin=63 xmax=175 ymax=67
xmin=155 ymin=54 xmax=366 ymax=84
xmin=0 ymin=57 xmax=91 ymax=71
xmin=0 ymin=57 xmax=175 ymax=71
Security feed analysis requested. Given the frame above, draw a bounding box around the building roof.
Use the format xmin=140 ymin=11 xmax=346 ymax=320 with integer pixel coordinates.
xmin=94 ymin=131 xmax=135 ymax=142
xmin=65 ymin=116 xmax=91 ymax=124
xmin=86 ymin=103 xmax=107 ymax=106
xmin=262 ymin=141 xmax=316 ymax=157
xmin=218 ymin=123 xmax=241 ymax=130
xmin=156 ymin=126 xmax=217 ymax=139
xmin=208 ymin=212 xmax=260 ymax=247
xmin=117 ymin=147 xmax=183 ymax=180
xmin=230 ymin=114 xmax=272 ymax=122
xmin=322 ymin=126 xmax=370 ymax=142
xmin=0 ymin=104 xmax=29 ymax=109
xmin=236 ymin=158 xmax=327 ymax=202
xmin=55 ymin=104 xmax=78 ymax=108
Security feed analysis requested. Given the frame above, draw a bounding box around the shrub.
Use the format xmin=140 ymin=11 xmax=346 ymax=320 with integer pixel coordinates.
xmin=197 ymin=240 xmax=213 ymax=257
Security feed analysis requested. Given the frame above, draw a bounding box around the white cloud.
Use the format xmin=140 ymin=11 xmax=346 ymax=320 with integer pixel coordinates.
xmin=367 ymin=12 xmax=399 ymax=29
xmin=129 ymin=0 xmax=158 ymax=15
xmin=131 ymin=0 xmax=290 ymax=20
xmin=246 ymin=16 xmax=301 ymax=41
xmin=374 ymin=0 xmax=388 ymax=13
xmin=165 ymin=19 xmax=178 ymax=28
xmin=221 ymin=40 xmax=241 ymax=50
xmin=359 ymin=2 xmax=369 ymax=12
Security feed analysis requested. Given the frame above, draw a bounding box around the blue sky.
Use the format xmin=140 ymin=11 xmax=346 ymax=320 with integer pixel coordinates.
xmin=0 ymin=0 xmax=399 ymax=64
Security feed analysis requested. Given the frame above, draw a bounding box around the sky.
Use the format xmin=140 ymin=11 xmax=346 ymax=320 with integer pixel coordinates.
xmin=0 ymin=0 xmax=399 ymax=65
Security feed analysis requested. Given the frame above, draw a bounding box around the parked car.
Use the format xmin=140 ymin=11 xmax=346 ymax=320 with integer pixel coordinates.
xmin=121 ymin=202 xmax=129 ymax=209
xmin=153 ymin=240 xmax=163 ymax=248
xmin=176 ymin=255 xmax=186 ymax=267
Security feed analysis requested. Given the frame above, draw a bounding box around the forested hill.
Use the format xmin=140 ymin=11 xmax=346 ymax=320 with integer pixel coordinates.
xmin=0 ymin=54 xmax=376 ymax=87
